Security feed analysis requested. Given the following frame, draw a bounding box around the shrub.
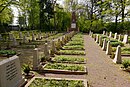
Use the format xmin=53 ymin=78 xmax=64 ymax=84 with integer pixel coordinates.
xmin=122 ymin=60 xmax=130 ymax=69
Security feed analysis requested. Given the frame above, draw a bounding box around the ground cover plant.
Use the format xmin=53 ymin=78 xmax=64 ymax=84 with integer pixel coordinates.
xmin=66 ymin=41 xmax=84 ymax=46
xmin=62 ymin=45 xmax=85 ymax=50
xmin=44 ymin=63 xmax=84 ymax=71
xmin=56 ymin=50 xmax=85 ymax=55
xmin=121 ymin=48 xmax=130 ymax=54
xmin=53 ymin=56 xmax=85 ymax=63
xmin=29 ymin=78 xmax=85 ymax=87
xmin=0 ymin=50 xmax=16 ymax=55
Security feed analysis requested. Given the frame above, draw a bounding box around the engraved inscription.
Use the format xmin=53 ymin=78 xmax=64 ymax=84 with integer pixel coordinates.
xmin=6 ymin=62 xmax=17 ymax=81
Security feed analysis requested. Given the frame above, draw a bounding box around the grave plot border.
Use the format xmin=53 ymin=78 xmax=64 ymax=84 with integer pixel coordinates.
xmin=41 ymin=63 xmax=88 ymax=75
xmin=25 ymin=77 xmax=88 ymax=87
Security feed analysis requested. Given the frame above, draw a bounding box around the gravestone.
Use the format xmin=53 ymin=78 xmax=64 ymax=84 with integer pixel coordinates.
xmin=103 ymin=31 xmax=105 ymax=35
xmin=27 ymin=32 xmax=30 ymax=37
xmin=9 ymin=34 xmax=14 ymax=40
xmin=123 ymin=34 xmax=128 ymax=44
xmin=106 ymin=32 xmax=108 ymax=36
xmin=118 ymin=34 xmax=121 ymax=41
xmin=106 ymin=41 xmax=112 ymax=55
xmin=0 ymin=55 xmax=26 ymax=87
xmin=114 ymin=33 xmax=117 ymax=39
xmin=109 ymin=32 xmax=112 ymax=38
xmin=13 ymin=38 xmax=17 ymax=46
xmin=44 ymin=43 xmax=50 ymax=60
xmin=32 ymin=34 xmax=35 ymax=41
xmin=99 ymin=36 xmax=103 ymax=46
xmin=102 ymin=38 xmax=107 ymax=51
xmin=89 ymin=31 xmax=92 ymax=36
xmin=23 ymin=36 xmax=27 ymax=43
xmin=51 ymin=40 xmax=56 ymax=56
xmin=0 ymin=34 xmax=3 ymax=40
xmin=113 ymin=45 xmax=122 ymax=64
xmin=33 ymin=48 xmax=39 ymax=70
xmin=96 ymin=34 xmax=99 ymax=43
xmin=38 ymin=33 xmax=41 ymax=40
xmin=19 ymin=32 xmax=23 ymax=38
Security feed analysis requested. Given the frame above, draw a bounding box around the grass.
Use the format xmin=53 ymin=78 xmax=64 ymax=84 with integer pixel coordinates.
xmin=62 ymin=45 xmax=85 ymax=50
xmin=53 ymin=56 xmax=85 ymax=63
xmin=44 ymin=63 xmax=84 ymax=71
xmin=0 ymin=50 xmax=16 ymax=55
xmin=66 ymin=41 xmax=84 ymax=46
xmin=56 ymin=50 xmax=85 ymax=55
xmin=29 ymin=78 xmax=85 ymax=87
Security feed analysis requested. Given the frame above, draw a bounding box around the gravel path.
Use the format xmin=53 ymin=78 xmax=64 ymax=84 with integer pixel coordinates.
xmin=84 ymin=35 xmax=130 ymax=87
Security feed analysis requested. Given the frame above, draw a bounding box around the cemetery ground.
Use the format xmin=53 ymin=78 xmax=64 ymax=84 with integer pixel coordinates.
xmin=1 ymin=31 xmax=130 ymax=87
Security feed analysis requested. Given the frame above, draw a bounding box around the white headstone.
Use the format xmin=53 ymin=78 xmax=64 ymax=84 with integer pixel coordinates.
xmin=96 ymin=35 xmax=99 ymax=43
xmin=32 ymin=34 xmax=35 ymax=41
xmin=33 ymin=48 xmax=39 ymax=70
xmin=109 ymin=32 xmax=112 ymax=38
xmin=0 ymin=55 xmax=25 ymax=87
xmin=44 ymin=43 xmax=50 ymax=60
xmin=114 ymin=33 xmax=117 ymax=39
xmin=27 ymin=32 xmax=30 ymax=37
xmin=23 ymin=36 xmax=27 ymax=43
xmin=118 ymin=34 xmax=121 ymax=41
xmin=38 ymin=33 xmax=41 ymax=40
xmin=13 ymin=38 xmax=17 ymax=46
xmin=103 ymin=31 xmax=105 ymax=35
xmin=89 ymin=31 xmax=91 ymax=36
xmin=106 ymin=32 xmax=108 ymax=36
xmin=113 ymin=45 xmax=122 ymax=64
xmin=19 ymin=32 xmax=23 ymax=38
xmin=9 ymin=34 xmax=14 ymax=40
xmin=102 ymin=38 xmax=107 ymax=51
xmin=99 ymin=36 xmax=103 ymax=46
xmin=106 ymin=41 xmax=112 ymax=55
xmin=123 ymin=34 xmax=128 ymax=44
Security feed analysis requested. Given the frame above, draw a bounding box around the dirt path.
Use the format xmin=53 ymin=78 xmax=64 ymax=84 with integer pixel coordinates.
xmin=84 ymin=35 xmax=130 ymax=87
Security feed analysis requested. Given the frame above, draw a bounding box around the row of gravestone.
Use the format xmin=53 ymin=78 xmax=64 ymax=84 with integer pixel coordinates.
xmin=89 ymin=31 xmax=122 ymax=64
xmin=89 ymin=31 xmax=128 ymax=44
xmin=0 ymin=31 xmax=58 ymax=47
xmin=32 ymin=31 xmax=76 ymax=70
xmin=0 ymin=31 xmax=75 ymax=87
xmin=0 ymin=31 xmax=74 ymax=87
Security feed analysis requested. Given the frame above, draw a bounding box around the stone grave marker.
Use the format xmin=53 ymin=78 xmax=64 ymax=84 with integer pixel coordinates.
xmin=99 ymin=36 xmax=103 ymax=46
xmin=118 ymin=34 xmax=121 ymax=41
xmin=96 ymin=34 xmax=99 ymax=43
xmin=106 ymin=32 xmax=108 ymax=36
xmin=27 ymin=32 xmax=30 ymax=37
xmin=109 ymin=32 xmax=112 ymax=38
xmin=106 ymin=41 xmax=112 ymax=55
xmin=123 ymin=34 xmax=128 ymax=44
xmin=9 ymin=34 xmax=14 ymax=40
xmin=114 ymin=33 xmax=117 ymax=39
xmin=102 ymin=38 xmax=107 ymax=51
xmin=0 ymin=34 xmax=3 ymax=40
xmin=113 ymin=45 xmax=122 ymax=64
xmin=19 ymin=32 xmax=23 ymax=38
xmin=103 ymin=31 xmax=105 ymax=35
xmin=13 ymin=38 xmax=18 ymax=46
xmin=32 ymin=34 xmax=35 ymax=41
xmin=33 ymin=48 xmax=39 ymax=70
xmin=44 ymin=43 xmax=50 ymax=60
xmin=0 ymin=55 xmax=26 ymax=87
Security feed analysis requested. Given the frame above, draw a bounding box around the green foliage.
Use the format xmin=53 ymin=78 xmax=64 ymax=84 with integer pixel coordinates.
xmin=45 ymin=63 xmax=84 ymax=71
xmin=122 ymin=60 xmax=130 ymax=69
xmin=54 ymin=56 xmax=84 ymax=63
xmin=63 ymin=45 xmax=85 ymax=50
xmin=22 ymin=64 xmax=31 ymax=75
xmin=29 ymin=78 xmax=85 ymax=87
xmin=56 ymin=50 xmax=85 ymax=55
xmin=0 ymin=50 xmax=16 ymax=55
xmin=110 ymin=41 xmax=124 ymax=47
